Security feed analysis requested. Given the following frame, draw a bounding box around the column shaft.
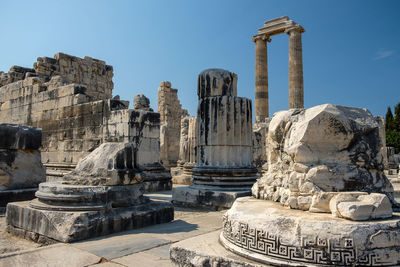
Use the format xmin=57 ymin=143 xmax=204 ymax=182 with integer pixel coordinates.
xmin=255 ymin=37 xmax=268 ymax=121
xmin=288 ymin=30 xmax=304 ymax=109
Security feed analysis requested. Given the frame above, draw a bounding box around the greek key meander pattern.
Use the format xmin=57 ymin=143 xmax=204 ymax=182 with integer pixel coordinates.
xmin=222 ymin=215 xmax=393 ymax=266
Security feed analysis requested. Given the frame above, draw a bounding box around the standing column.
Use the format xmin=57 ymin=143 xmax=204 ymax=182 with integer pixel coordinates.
xmin=253 ymin=35 xmax=270 ymax=122
xmin=287 ymin=27 xmax=304 ymax=109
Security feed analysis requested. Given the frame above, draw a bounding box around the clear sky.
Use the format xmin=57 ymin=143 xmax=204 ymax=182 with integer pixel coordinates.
xmin=1 ymin=0 xmax=399 ymax=118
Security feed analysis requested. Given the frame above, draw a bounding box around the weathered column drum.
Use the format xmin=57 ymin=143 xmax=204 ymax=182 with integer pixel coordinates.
xmin=172 ymin=68 xmax=258 ymax=209
xmin=192 ymin=69 xmax=257 ymax=190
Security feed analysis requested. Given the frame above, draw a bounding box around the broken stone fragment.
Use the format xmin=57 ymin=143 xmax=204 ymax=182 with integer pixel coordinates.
xmin=0 ymin=124 xmax=45 ymax=190
xmin=330 ymin=192 xmax=392 ymax=221
xmin=63 ymin=142 xmax=143 ymax=186
xmin=133 ymin=94 xmax=153 ymax=111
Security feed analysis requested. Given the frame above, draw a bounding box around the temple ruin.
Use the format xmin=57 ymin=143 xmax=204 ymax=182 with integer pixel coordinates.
xmin=157 ymin=81 xmax=188 ymax=168
xmin=0 ymin=53 xmax=171 ymax=192
xmin=171 ymin=104 xmax=400 ymax=266
xmin=253 ymin=16 xmax=305 ymax=122
xmin=173 ymin=69 xmax=258 ymax=209
xmin=171 ymin=115 xmax=197 ymax=185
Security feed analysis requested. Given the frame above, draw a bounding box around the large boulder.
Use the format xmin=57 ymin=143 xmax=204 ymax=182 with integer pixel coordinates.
xmin=252 ymin=104 xmax=394 ymax=217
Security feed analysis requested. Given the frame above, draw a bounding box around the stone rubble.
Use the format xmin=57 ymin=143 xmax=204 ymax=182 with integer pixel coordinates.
xmin=252 ymin=104 xmax=395 ymax=216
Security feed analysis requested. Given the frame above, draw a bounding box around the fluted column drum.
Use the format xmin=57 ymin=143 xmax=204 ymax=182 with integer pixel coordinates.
xmin=192 ymin=69 xmax=257 ymax=191
xmin=178 ymin=116 xmax=197 ymax=172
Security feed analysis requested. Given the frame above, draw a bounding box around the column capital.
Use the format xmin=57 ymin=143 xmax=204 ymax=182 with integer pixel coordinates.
xmin=251 ymin=34 xmax=271 ymax=43
xmin=285 ymin=25 xmax=305 ymax=35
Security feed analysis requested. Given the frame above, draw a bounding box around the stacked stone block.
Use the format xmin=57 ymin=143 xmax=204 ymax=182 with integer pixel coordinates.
xmin=157 ymin=81 xmax=188 ymax=168
xmin=0 ymin=124 xmax=46 ymax=206
xmin=0 ymin=53 xmax=118 ymax=177
xmin=103 ymin=100 xmax=172 ymax=191
xmin=0 ymin=53 xmax=170 ymax=192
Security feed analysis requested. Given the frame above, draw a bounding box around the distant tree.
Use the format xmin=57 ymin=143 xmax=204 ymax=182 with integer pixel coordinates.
xmin=386 ymin=130 xmax=400 ymax=153
xmin=386 ymin=104 xmax=400 ymax=153
xmin=394 ymin=103 xmax=400 ymax=131
xmin=386 ymin=107 xmax=394 ymax=131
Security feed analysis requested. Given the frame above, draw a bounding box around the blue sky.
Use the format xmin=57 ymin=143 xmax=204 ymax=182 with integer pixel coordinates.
xmin=1 ymin=0 xmax=399 ymax=118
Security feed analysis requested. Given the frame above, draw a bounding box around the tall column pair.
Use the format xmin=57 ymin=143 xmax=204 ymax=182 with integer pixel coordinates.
xmin=253 ymin=27 xmax=304 ymax=122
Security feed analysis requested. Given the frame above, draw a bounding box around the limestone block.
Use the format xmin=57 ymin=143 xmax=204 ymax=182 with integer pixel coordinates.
xmin=330 ymin=192 xmax=392 ymax=221
xmin=309 ymin=192 xmax=337 ymax=213
xmin=0 ymin=146 xmax=45 ymax=190
xmin=0 ymin=123 xmax=42 ymax=150
xmin=157 ymin=81 xmax=188 ymax=167
xmin=133 ymin=94 xmax=153 ymax=111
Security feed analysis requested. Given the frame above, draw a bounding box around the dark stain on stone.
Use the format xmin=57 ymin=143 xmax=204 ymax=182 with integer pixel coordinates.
xmin=0 ymin=149 xmax=16 ymax=166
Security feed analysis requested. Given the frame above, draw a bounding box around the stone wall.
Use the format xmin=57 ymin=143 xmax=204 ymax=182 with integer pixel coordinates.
xmin=103 ymin=109 xmax=161 ymax=169
xmin=0 ymin=53 xmax=124 ymax=170
xmin=157 ymin=81 xmax=188 ymax=167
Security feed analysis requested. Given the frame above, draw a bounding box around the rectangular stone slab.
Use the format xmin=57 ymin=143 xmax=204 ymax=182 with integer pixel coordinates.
xmin=0 ymin=188 xmax=37 ymax=207
xmin=0 ymin=244 xmax=101 ymax=267
xmin=172 ymin=186 xmax=251 ymax=210
xmin=6 ymin=200 xmax=173 ymax=243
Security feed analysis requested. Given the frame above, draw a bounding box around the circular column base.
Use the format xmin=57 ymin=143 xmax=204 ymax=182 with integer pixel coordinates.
xmin=192 ymin=167 xmax=258 ymax=191
xmin=220 ymin=197 xmax=400 ymax=266
xmin=31 ymin=182 xmax=146 ymax=211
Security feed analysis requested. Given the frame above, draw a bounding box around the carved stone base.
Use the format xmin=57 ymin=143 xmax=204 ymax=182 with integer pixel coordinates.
xmin=6 ymin=199 xmax=173 ymax=243
xmin=171 ymin=167 xmax=193 ymax=185
xmin=141 ymin=168 xmax=172 ymax=192
xmin=170 ymin=230 xmax=265 ymax=267
xmin=220 ymin=197 xmax=400 ymax=266
xmin=172 ymin=185 xmax=251 ymax=210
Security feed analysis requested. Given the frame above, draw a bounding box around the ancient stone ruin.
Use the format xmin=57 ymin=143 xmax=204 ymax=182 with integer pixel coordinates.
xmin=252 ymin=119 xmax=270 ymax=169
xmin=6 ymin=138 xmax=174 ymax=243
xmin=0 ymin=124 xmax=46 ymax=206
xmin=158 ymin=81 xmax=188 ymax=168
xmin=252 ymin=104 xmax=395 ymax=215
xmin=0 ymin=53 xmax=170 ymax=191
xmin=0 ymin=53 xmax=114 ymax=172
xmin=171 ymin=116 xmax=197 ymax=185
xmin=171 ymin=104 xmax=400 ymax=266
xmin=253 ymin=16 xmax=305 ymax=122
xmin=173 ymin=69 xmax=258 ymax=209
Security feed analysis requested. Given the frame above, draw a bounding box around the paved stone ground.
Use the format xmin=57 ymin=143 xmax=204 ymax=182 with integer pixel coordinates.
xmin=0 ymin=189 xmax=225 ymax=266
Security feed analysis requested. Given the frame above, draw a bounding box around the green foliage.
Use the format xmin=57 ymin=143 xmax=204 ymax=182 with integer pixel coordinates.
xmin=386 ymin=104 xmax=400 ymax=153
xmin=386 ymin=130 xmax=400 ymax=153
xmin=386 ymin=107 xmax=394 ymax=131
